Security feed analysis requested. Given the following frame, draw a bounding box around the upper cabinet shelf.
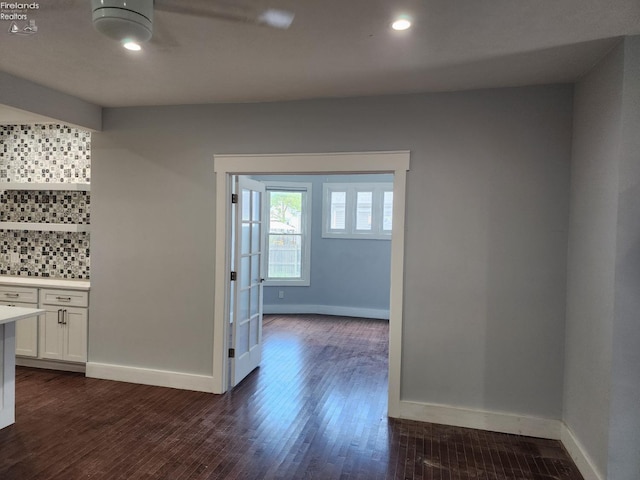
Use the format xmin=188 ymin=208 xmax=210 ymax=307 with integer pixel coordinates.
xmin=0 ymin=183 xmax=91 ymax=192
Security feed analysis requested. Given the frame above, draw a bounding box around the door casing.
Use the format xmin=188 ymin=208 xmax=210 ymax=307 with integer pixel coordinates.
xmin=213 ymin=151 xmax=410 ymax=418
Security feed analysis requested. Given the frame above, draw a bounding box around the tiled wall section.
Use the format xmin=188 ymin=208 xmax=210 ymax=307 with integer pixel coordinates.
xmin=0 ymin=191 xmax=90 ymax=224
xmin=0 ymin=231 xmax=90 ymax=279
xmin=0 ymin=124 xmax=91 ymax=279
xmin=0 ymin=124 xmax=90 ymax=183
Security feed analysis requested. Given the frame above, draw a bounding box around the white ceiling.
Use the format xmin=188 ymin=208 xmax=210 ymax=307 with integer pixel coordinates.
xmin=0 ymin=0 xmax=639 ymax=119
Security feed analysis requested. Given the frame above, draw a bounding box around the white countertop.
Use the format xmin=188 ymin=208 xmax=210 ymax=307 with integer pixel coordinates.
xmin=0 ymin=276 xmax=90 ymax=291
xmin=0 ymin=305 xmax=44 ymax=325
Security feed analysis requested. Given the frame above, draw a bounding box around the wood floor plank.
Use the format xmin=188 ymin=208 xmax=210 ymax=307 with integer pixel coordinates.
xmin=0 ymin=314 xmax=583 ymax=479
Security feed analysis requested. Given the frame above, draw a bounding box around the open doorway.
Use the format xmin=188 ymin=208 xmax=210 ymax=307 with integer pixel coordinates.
xmin=213 ymin=152 xmax=410 ymax=418
xmin=226 ymin=173 xmax=393 ymax=389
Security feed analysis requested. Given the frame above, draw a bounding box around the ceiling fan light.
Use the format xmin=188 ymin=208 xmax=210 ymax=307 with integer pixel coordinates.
xmin=92 ymin=0 xmax=153 ymax=43
xmin=123 ymin=41 xmax=142 ymax=51
xmin=258 ymin=9 xmax=294 ymax=29
xmin=392 ymin=18 xmax=411 ymax=31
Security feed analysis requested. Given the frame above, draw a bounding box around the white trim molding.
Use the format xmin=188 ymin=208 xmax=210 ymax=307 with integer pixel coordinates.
xmin=398 ymin=400 xmax=562 ymax=440
xmin=86 ymin=362 xmax=215 ymax=393
xmin=263 ymin=304 xmax=389 ymax=320
xmin=17 ymin=357 xmax=85 ymax=373
xmin=560 ymin=424 xmax=604 ymax=480
xmin=395 ymin=399 xmax=604 ymax=480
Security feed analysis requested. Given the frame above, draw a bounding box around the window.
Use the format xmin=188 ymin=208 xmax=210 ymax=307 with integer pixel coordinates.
xmin=263 ymin=182 xmax=311 ymax=286
xmin=322 ymin=182 xmax=393 ymax=239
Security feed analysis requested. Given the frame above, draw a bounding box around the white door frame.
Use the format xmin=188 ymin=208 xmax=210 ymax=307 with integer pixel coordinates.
xmin=213 ymin=151 xmax=410 ymax=418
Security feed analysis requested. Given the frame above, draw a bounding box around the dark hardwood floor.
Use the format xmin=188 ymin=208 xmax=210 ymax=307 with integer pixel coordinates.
xmin=0 ymin=314 xmax=583 ymax=479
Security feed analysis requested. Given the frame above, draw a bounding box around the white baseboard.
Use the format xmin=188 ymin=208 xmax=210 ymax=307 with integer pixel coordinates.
xmin=263 ymin=304 xmax=389 ymax=320
xmin=17 ymin=357 xmax=85 ymax=373
xmin=398 ymin=400 xmax=605 ymax=478
xmin=398 ymin=400 xmax=562 ymax=440
xmin=86 ymin=362 xmax=215 ymax=393
xmin=560 ymin=424 xmax=603 ymax=480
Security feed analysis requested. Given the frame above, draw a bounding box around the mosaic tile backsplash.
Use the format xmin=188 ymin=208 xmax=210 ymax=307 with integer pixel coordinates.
xmin=0 ymin=124 xmax=91 ymax=279
xmin=0 ymin=231 xmax=90 ymax=279
xmin=0 ymin=191 xmax=90 ymax=224
xmin=0 ymin=124 xmax=91 ymax=184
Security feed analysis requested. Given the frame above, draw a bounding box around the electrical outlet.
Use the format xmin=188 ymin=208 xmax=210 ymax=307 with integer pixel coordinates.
xmin=10 ymin=252 xmax=19 ymax=263
xmin=278 ymin=290 xmax=285 ymax=299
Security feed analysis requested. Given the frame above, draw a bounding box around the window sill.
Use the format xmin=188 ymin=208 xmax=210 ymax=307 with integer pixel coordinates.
xmin=264 ymin=280 xmax=310 ymax=287
xmin=322 ymin=233 xmax=391 ymax=240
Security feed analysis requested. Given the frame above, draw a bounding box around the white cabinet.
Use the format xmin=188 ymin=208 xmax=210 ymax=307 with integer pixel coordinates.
xmin=39 ymin=289 xmax=88 ymax=363
xmin=0 ymin=282 xmax=89 ymax=367
xmin=40 ymin=289 xmax=89 ymax=308
xmin=40 ymin=307 xmax=87 ymax=363
xmin=0 ymin=286 xmax=39 ymax=357
xmin=0 ymin=301 xmax=38 ymax=357
xmin=0 ymin=286 xmax=38 ymax=304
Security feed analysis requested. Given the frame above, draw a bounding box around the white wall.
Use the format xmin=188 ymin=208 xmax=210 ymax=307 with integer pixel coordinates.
xmin=90 ymin=85 xmax=572 ymax=422
xmin=565 ymin=36 xmax=640 ymax=480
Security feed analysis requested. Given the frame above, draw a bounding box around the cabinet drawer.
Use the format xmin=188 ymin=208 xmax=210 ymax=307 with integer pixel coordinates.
xmin=0 ymin=285 xmax=38 ymax=304
xmin=40 ymin=289 xmax=89 ymax=308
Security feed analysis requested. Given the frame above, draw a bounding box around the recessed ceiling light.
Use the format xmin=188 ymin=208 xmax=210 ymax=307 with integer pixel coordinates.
xmin=392 ymin=18 xmax=412 ymax=31
xmin=123 ymin=41 xmax=142 ymax=51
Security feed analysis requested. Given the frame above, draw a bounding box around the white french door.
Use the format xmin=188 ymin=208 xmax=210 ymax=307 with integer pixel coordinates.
xmin=231 ymin=176 xmax=265 ymax=387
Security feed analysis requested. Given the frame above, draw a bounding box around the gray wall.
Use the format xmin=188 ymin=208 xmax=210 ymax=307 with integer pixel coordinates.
xmin=565 ymin=36 xmax=640 ymax=479
xmin=564 ymin=42 xmax=622 ymax=475
xmin=253 ymin=174 xmax=392 ymax=314
xmin=91 ymin=85 xmax=572 ymax=420
xmin=609 ymin=36 xmax=640 ymax=480
xmin=0 ymin=71 xmax=101 ymax=131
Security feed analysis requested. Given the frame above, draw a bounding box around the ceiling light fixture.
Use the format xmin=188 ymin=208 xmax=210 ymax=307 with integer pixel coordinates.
xmin=92 ymin=0 xmax=153 ymax=44
xmin=391 ymin=17 xmax=412 ymax=31
xmin=123 ymin=41 xmax=142 ymax=51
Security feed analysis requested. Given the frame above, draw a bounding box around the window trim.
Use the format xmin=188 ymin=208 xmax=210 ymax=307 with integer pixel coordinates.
xmin=262 ymin=181 xmax=312 ymax=286
xmin=322 ymin=182 xmax=393 ymax=240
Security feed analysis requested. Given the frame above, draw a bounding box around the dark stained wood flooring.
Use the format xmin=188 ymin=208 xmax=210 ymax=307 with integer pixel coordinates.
xmin=0 ymin=314 xmax=583 ymax=479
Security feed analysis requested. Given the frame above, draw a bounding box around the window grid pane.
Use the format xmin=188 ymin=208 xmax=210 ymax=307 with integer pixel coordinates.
xmin=355 ymin=191 xmax=373 ymax=230
xmin=383 ymin=191 xmax=393 ymax=231
xmin=330 ymin=191 xmax=346 ymax=229
xmin=269 ymin=191 xmax=302 ymax=234
xmin=268 ymin=234 xmax=302 ymax=278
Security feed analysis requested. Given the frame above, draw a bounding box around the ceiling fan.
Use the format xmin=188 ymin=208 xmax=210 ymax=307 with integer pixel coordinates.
xmin=91 ymin=0 xmax=295 ymax=48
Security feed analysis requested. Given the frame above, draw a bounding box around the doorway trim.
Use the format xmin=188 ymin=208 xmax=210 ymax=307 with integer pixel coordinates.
xmin=213 ymin=151 xmax=410 ymax=417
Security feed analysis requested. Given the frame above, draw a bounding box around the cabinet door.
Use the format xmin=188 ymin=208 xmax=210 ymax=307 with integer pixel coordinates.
xmin=63 ymin=308 xmax=87 ymax=363
xmin=15 ymin=317 xmax=38 ymax=357
xmin=39 ymin=308 xmax=65 ymax=360
xmin=0 ymin=301 xmax=38 ymax=357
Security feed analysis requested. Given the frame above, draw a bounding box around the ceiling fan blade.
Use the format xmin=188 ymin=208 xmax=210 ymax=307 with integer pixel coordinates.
xmin=154 ymin=0 xmax=294 ymax=29
xmin=256 ymin=9 xmax=294 ymax=29
xmin=150 ymin=12 xmax=180 ymax=48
